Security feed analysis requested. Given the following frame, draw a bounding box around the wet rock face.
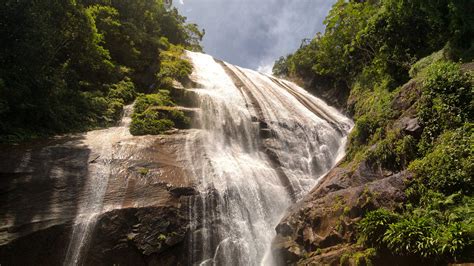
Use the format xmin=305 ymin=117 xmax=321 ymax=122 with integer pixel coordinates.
xmin=0 ymin=136 xmax=90 ymax=247
xmin=0 ymin=223 xmax=73 ymax=266
xmin=84 ymin=206 xmax=190 ymax=266
xmin=0 ymin=205 xmax=191 ymax=266
xmin=272 ymin=160 xmax=408 ymax=265
xmin=0 ymin=129 xmax=196 ymax=265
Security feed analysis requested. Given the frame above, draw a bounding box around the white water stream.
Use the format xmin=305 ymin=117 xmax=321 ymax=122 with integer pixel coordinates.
xmin=63 ymin=105 xmax=134 ymax=266
xmin=184 ymin=52 xmax=353 ymax=265
xmin=62 ymin=51 xmax=352 ymax=265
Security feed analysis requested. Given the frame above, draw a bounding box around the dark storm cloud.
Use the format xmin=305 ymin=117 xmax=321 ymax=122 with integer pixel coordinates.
xmin=176 ymin=0 xmax=336 ymax=72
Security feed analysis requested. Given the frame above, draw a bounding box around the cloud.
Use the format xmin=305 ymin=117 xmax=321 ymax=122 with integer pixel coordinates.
xmin=257 ymin=63 xmax=273 ymax=75
xmin=176 ymin=0 xmax=336 ymax=70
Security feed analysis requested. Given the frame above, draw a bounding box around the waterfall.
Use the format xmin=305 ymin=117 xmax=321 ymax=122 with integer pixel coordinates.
xmin=184 ymin=51 xmax=353 ymax=265
xmin=61 ymin=51 xmax=352 ymax=265
xmin=63 ymin=104 xmax=134 ymax=266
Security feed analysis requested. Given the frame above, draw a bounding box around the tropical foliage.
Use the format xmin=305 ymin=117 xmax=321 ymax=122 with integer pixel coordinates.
xmin=274 ymin=0 xmax=473 ymax=263
xmin=0 ymin=0 xmax=202 ymax=142
xmin=130 ymin=91 xmax=190 ymax=136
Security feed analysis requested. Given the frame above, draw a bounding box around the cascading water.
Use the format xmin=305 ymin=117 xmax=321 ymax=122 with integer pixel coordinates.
xmin=184 ymin=51 xmax=353 ymax=265
xmin=59 ymin=51 xmax=352 ymax=266
xmin=63 ymin=104 xmax=134 ymax=266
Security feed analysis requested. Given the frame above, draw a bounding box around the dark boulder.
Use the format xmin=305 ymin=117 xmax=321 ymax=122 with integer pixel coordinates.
xmin=84 ymin=206 xmax=190 ymax=266
xmin=272 ymin=160 xmax=408 ymax=265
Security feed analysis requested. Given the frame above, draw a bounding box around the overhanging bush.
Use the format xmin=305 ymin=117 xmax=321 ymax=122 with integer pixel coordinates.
xmin=130 ymin=91 xmax=190 ymax=136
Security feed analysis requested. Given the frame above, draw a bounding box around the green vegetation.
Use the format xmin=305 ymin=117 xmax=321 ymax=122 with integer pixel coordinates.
xmin=276 ymin=0 xmax=472 ymax=86
xmin=158 ymin=234 xmax=167 ymax=241
xmin=358 ymin=209 xmax=401 ymax=248
xmin=409 ymin=125 xmax=473 ymax=196
xmin=129 ymin=45 xmax=193 ymax=137
xmin=130 ymin=91 xmax=190 ymax=136
xmin=138 ymin=167 xmax=150 ymax=176
xmin=339 ymin=252 xmax=351 ymax=266
xmin=0 ymin=0 xmax=202 ymax=143
xmin=359 ymin=193 xmax=473 ymax=262
xmin=355 ymin=69 xmax=473 ymax=264
xmin=339 ymin=248 xmax=376 ymax=266
xmin=156 ymin=40 xmax=194 ymax=89
xmin=417 ymin=62 xmax=472 ymax=153
xmin=274 ymin=0 xmax=473 ymax=263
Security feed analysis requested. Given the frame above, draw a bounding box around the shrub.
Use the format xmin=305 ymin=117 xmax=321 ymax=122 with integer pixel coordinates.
xmin=394 ymin=135 xmax=418 ymax=168
xmin=409 ymin=49 xmax=449 ymax=78
xmin=339 ymin=252 xmax=351 ymax=266
xmin=105 ymin=98 xmax=124 ymax=123
xmin=353 ymin=248 xmax=376 ymax=266
xmin=130 ymin=92 xmax=190 ymax=136
xmin=107 ymin=78 xmax=137 ymax=104
xmin=409 ymin=124 xmax=473 ymax=195
xmin=347 ymin=115 xmax=380 ymax=161
xmin=349 ymin=78 xmax=395 ymax=121
xmin=350 ymin=115 xmax=379 ymax=146
xmin=365 ymin=132 xmax=419 ymax=171
xmin=363 ymin=124 xmax=474 ymax=262
xmin=359 ymin=192 xmax=473 ymax=262
xmin=160 ymin=107 xmax=191 ymax=129
xmin=423 ymin=62 xmax=471 ymax=96
xmin=81 ymin=89 xmax=130 ymax=128
xmin=366 ymin=139 xmax=399 ymax=170
xmin=364 ymin=129 xmax=417 ymax=171
xmin=83 ymin=92 xmax=109 ymax=116
xmin=133 ymin=91 xmax=175 ymax=114
xmin=383 ymin=207 xmax=472 ymax=261
xmin=383 ymin=215 xmax=436 ymax=258
xmin=346 ymin=77 xmax=398 ymax=162
xmin=156 ymin=41 xmax=193 ymax=88
xmin=130 ymin=115 xmax=174 ymax=135
xmin=272 ymin=56 xmax=290 ymax=77
xmin=358 ymin=209 xmax=400 ymax=248
xmin=417 ymin=61 xmax=472 ymax=152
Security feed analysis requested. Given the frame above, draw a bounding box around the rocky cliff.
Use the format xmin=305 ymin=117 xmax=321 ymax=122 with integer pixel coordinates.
xmin=272 ymin=62 xmax=473 ymax=265
xmin=272 ymin=77 xmax=424 ymax=265
xmin=0 ymin=129 xmax=197 ymax=265
xmin=272 ymin=161 xmax=409 ymax=265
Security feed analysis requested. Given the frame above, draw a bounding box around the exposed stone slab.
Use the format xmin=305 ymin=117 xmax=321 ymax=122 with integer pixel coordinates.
xmin=272 ymin=160 xmax=408 ymax=265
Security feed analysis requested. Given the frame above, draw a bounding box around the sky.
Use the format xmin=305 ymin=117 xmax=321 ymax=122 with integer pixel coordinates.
xmin=175 ymin=0 xmax=336 ymax=73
